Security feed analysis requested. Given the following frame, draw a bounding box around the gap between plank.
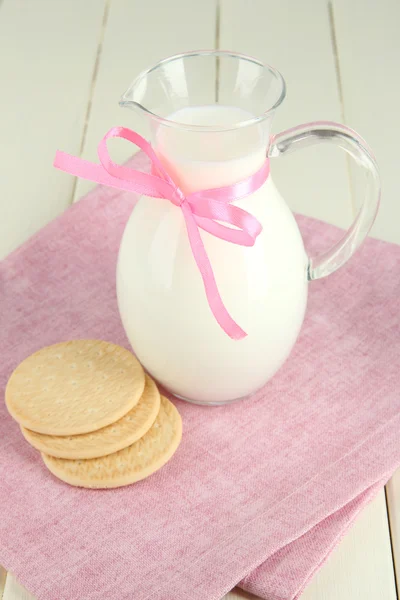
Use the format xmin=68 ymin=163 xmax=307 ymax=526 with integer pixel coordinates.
xmin=385 ymin=485 xmax=400 ymax=599
xmin=70 ymin=0 xmax=111 ymax=204
xmin=327 ymin=1 xmax=357 ymax=218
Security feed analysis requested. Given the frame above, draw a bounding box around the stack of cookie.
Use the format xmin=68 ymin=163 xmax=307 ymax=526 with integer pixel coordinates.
xmin=5 ymin=340 xmax=182 ymax=489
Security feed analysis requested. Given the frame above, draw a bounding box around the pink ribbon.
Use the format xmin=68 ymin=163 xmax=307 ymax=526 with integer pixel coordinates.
xmin=54 ymin=127 xmax=269 ymax=340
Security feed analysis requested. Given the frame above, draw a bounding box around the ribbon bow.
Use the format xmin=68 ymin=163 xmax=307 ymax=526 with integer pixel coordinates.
xmin=54 ymin=127 xmax=269 ymax=340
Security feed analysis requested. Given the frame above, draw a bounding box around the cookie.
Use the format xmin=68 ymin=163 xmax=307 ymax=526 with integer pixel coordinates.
xmin=6 ymin=340 xmax=145 ymax=435
xmin=42 ymin=396 xmax=182 ymax=488
xmin=21 ymin=375 xmax=160 ymax=459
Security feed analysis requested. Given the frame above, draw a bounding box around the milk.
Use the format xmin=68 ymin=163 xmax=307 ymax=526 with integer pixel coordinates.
xmin=117 ymin=105 xmax=308 ymax=404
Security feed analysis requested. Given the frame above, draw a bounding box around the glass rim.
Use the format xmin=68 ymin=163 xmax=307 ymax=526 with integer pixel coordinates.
xmin=120 ymin=50 xmax=286 ymax=132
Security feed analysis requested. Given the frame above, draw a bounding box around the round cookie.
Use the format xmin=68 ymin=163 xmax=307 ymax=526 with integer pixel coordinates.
xmin=6 ymin=340 xmax=145 ymax=435
xmin=21 ymin=375 xmax=160 ymax=459
xmin=42 ymin=396 xmax=182 ymax=488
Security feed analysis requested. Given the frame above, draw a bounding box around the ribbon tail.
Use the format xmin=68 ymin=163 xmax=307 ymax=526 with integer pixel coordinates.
xmin=180 ymin=202 xmax=247 ymax=341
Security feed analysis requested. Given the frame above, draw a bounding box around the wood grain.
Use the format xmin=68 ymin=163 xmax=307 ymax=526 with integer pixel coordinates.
xmin=0 ymin=0 xmax=107 ymax=259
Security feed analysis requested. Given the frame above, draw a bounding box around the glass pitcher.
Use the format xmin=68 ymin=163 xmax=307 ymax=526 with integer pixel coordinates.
xmin=117 ymin=50 xmax=380 ymax=406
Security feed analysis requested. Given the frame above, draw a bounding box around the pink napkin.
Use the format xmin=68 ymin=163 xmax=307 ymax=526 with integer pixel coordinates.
xmin=1 ymin=153 xmax=400 ymax=600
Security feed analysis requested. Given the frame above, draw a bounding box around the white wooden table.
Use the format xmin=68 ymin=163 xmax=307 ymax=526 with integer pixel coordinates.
xmin=1 ymin=1 xmax=399 ymax=598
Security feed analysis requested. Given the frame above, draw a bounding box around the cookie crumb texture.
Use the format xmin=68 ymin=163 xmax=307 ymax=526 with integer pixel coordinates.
xmin=21 ymin=375 xmax=160 ymax=459
xmin=42 ymin=397 xmax=182 ymax=488
xmin=6 ymin=340 xmax=145 ymax=436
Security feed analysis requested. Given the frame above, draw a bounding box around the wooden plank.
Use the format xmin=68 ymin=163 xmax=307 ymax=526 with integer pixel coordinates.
xmin=0 ymin=566 xmax=7 ymax=599
xmin=0 ymin=0 xmax=107 ymax=259
xmin=219 ymin=0 xmax=353 ymax=229
xmin=301 ymin=491 xmax=396 ymax=600
xmin=332 ymin=0 xmax=400 ymax=244
xmin=73 ymin=0 xmax=217 ymax=201
xmin=386 ymin=470 xmax=400 ymax=591
xmin=222 ymin=490 xmax=397 ymax=600
xmin=2 ymin=574 xmax=35 ymax=600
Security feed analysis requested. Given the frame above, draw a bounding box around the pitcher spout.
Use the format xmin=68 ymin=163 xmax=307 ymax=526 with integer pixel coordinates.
xmin=119 ymin=50 xmax=285 ymax=129
xmin=119 ymin=76 xmax=147 ymax=112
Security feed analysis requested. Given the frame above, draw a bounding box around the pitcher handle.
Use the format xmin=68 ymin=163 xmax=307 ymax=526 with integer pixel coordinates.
xmin=268 ymin=121 xmax=381 ymax=280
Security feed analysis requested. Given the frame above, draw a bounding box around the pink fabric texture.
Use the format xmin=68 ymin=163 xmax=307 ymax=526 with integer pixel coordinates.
xmin=1 ymin=153 xmax=400 ymax=600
